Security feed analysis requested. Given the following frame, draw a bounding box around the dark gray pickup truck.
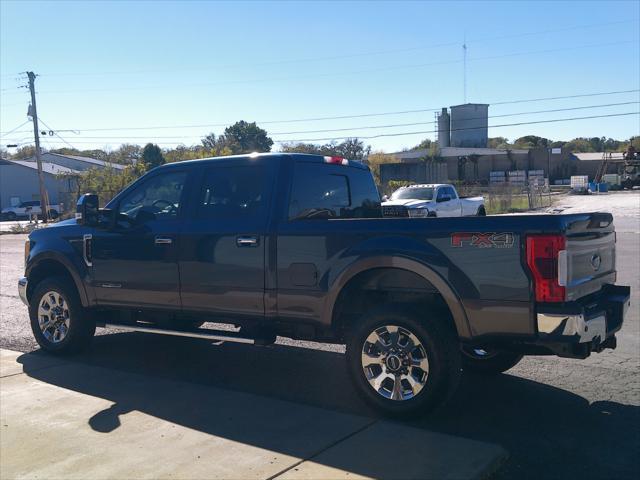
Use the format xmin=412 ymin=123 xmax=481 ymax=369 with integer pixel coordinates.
xmin=19 ymin=153 xmax=630 ymax=416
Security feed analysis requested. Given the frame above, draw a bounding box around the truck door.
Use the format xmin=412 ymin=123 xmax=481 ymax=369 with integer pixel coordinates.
xmin=91 ymin=169 xmax=189 ymax=309
xmin=435 ymin=186 xmax=458 ymax=217
xmin=178 ymin=159 xmax=275 ymax=319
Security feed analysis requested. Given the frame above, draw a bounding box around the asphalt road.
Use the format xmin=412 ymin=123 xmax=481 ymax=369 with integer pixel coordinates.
xmin=1 ymin=191 xmax=638 ymax=479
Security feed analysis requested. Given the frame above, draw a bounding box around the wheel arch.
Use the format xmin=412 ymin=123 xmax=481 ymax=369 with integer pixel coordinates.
xmin=324 ymin=256 xmax=472 ymax=339
xmin=26 ymin=254 xmax=90 ymax=307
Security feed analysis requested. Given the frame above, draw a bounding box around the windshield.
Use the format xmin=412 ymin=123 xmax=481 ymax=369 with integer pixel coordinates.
xmin=391 ymin=187 xmax=434 ymax=201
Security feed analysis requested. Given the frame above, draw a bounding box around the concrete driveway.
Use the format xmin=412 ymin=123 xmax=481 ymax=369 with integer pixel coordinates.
xmin=1 ymin=348 xmax=505 ymax=480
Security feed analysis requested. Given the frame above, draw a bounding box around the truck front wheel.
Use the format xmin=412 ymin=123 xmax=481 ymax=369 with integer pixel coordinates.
xmin=461 ymin=347 xmax=522 ymax=374
xmin=29 ymin=276 xmax=95 ymax=354
xmin=346 ymin=308 xmax=461 ymax=417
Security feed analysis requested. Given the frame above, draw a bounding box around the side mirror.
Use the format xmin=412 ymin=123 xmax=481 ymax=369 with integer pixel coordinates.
xmin=76 ymin=194 xmax=99 ymax=226
xmin=381 ymin=195 xmax=389 ymax=202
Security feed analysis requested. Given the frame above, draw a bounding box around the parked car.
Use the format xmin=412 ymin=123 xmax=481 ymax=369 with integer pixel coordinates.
xmin=18 ymin=153 xmax=629 ymax=416
xmin=1 ymin=201 xmax=60 ymax=220
xmin=382 ymin=184 xmax=485 ymax=217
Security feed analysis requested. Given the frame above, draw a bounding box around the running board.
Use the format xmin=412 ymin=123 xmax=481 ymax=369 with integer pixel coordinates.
xmin=103 ymin=322 xmax=259 ymax=345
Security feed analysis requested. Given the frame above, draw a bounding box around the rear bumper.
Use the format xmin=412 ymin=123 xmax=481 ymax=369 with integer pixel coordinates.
xmin=535 ymin=284 xmax=630 ymax=358
xmin=18 ymin=277 xmax=28 ymax=306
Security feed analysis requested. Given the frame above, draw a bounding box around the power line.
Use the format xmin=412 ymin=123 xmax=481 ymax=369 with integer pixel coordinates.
xmin=15 ymin=111 xmax=638 ymax=146
xmin=12 ymin=88 xmax=637 ymax=135
xmin=278 ymin=112 xmax=640 ymax=143
xmin=12 ymin=18 xmax=638 ymax=78
xmin=0 ymin=120 xmax=31 ymax=137
xmin=32 ymin=101 xmax=639 ymax=140
xmin=36 ymin=117 xmax=78 ymax=151
xmin=3 ymin=39 xmax=636 ymax=97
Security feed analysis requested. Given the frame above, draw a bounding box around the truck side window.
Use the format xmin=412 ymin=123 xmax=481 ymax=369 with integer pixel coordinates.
xmin=289 ymin=164 xmax=350 ymax=220
xmin=198 ymin=165 xmax=266 ymax=219
xmin=119 ymin=171 xmax=187 ymax=223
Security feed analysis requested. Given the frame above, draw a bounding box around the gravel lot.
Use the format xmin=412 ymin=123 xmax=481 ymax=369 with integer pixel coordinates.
xmin=1 ymin=191 xmax=638 ymax=479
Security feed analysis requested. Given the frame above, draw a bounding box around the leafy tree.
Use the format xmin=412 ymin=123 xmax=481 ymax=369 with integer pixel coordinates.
xmin=201 ymin=133 xmax=218 ymax=151
xmin=333 ymin=138 xmax=370 ymax=160
xmin=562 ymin=138 xmax=594 ymax=153
xmin=412 ymin=138 xmax=432 ymax=151
xmin=141 ymin=143 xmax=165 ymax=168
xmin=11 ymin=145 xmax=37 ymax=159
xmin=366 ymin=151 xmax=397 ymax=186
xmin=488 ymin=137 xmax=510 ymax=149
xmin=109 ymin=144 xmax=142 ymax=164
xmin=513 ymin=135 xmax=550 ymax=149
xmin=280 ymin=138 xmax=370 ymax=160
xmin=220 ymin=121 xmax=273 ymax=154
xmin=58 ymin=162 xmax=147 ymax=206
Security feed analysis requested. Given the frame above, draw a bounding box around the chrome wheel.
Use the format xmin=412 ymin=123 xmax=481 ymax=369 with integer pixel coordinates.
xmin=361 ymin=325 xmax=429 ymax=401
xmin=37 ymin=291 xmax=70 ymax=343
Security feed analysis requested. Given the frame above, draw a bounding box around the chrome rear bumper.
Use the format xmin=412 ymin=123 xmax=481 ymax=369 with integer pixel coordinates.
xmin=18 ymin=277 xmax=28 ymax=306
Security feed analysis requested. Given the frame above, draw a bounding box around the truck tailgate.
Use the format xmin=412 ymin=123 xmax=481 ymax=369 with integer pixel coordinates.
xmin=561 ymin=213 xmax=616 ymax=301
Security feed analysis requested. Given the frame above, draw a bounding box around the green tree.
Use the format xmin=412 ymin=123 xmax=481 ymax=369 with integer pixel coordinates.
xmin=109 ymin=144 xmax=142 ymax=164
xmin=488 ymin=137 xmax=510 ymax=149
xmin=412 ymin=138 xmax=432 ymax=150
xmin=58 ymin=162 xmax=147 ymax=206
xmin=11 ymin=145 xmax=37 ymax=159
xmin=366 ymin=151 xmax=397 ymax=186
xmin=141 ymin=143 xmax=165 ymax=168
xmin=219 ymin=121 xmax=273 ymax=154
xmin=280 ymin=138 xmax=370 ymax=160
xmin=513 ymin=135 xmax=550 ymax=149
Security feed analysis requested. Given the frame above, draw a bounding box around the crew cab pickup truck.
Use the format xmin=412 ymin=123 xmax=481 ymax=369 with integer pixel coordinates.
xmin=2 ymin=201 xmax=60 ymax=220
xmin=382 ymin=184 xmax=485 ymax=218
xmin=19 ymin=153 xmax=630 ymax=416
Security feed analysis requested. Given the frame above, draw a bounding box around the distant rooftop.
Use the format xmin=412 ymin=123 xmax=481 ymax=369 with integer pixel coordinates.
xmin=22 ymin=152 xmax=125 ymax=170
xmin=573 ymin=152 xmax=625 ymax=161
xmin=5 ymin=160 xmax=81 ymax=175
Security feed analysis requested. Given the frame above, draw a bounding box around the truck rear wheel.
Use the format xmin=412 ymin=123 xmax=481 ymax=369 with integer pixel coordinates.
xmin=461 ymin=347 xmax=522 ymax=374
xmin=346 ymin=308 xmax=461 ymax=417
xmin=29 ymin=276 xmax=95 ymax=354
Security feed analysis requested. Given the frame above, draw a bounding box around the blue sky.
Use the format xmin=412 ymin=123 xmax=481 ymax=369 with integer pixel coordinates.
xmin=1 ymin=0 xmax=639 ymax=154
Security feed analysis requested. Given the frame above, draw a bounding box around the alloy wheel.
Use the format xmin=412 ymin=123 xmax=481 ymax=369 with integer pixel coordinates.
xmin=37 ymin=291 xmax=70 ymax=343
xmin=360 ymin=325 xmax=429 ymax=401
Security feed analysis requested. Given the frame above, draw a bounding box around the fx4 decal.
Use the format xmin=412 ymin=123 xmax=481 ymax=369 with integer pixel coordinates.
xmin=451 ymin=232 xmax=515 ymax=248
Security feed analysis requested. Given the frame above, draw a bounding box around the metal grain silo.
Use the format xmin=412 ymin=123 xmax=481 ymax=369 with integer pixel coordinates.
xmin=450 ymin=103 xmax=488 ymax=148
xmin=437 ymin=108 xmax=450 ymax=147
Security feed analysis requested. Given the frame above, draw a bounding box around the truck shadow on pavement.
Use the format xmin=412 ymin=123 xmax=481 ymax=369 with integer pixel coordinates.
xmin=17 ymin=332 xmax=640 ymax=480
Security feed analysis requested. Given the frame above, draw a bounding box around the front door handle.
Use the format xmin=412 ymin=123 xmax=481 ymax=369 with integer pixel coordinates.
xmin=155 ymin=236 xmax=173 ymax=245
xmin=236 ymin=236 xmax=259 ymax=247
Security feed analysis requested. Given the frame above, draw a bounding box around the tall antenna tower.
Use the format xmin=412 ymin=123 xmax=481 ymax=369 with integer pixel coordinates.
xmin=463 ymin=34 xmax=467 ymax=104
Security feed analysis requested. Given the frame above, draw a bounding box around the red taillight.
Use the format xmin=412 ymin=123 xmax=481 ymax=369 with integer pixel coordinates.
xmin=526 ymin=234 xmax=566 ymax=303
xmin=324 ymin=156 xmax=349 ymax=165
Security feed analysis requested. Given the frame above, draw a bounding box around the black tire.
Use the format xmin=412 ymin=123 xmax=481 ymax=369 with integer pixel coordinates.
xmin=476 ymin=206 xmax=486 ymax=216
xmin=29 ymin=276 xmax=95 ymax=354
xmin=48 ymin=209 xmax=59 ymax=220
xmin=6 ymin=212 xmax=16 ymax=221
xmin=346 ymin=307 xmax=461 ymax=417
xmin=461 ymin=347 xmax=523 ymax=374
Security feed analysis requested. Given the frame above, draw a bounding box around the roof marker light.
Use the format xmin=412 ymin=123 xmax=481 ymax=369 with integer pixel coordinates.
xmin=324 ymin=156 xmax=349 ymax=165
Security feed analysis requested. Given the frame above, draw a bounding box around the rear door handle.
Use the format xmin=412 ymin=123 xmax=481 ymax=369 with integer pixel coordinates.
xmin=236 ymin=236 xmax=259 ymax=247
xmin=155 ymin=236 xmax=173 ymax=245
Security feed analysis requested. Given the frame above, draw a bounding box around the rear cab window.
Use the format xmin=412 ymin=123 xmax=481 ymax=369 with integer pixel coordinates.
xmin=289 ymin=161 xmax=381 ymax=220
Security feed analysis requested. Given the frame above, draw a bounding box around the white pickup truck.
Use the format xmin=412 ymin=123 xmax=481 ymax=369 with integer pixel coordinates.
xmin=1 ymin=201 xmax=60 ymax=220
xmin=382 ymin=184 xmax=485 ymax=218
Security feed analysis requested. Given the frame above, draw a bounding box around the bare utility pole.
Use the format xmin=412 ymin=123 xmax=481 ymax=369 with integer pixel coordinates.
xmin=27 ymin=71 xmax=49 ymax=223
